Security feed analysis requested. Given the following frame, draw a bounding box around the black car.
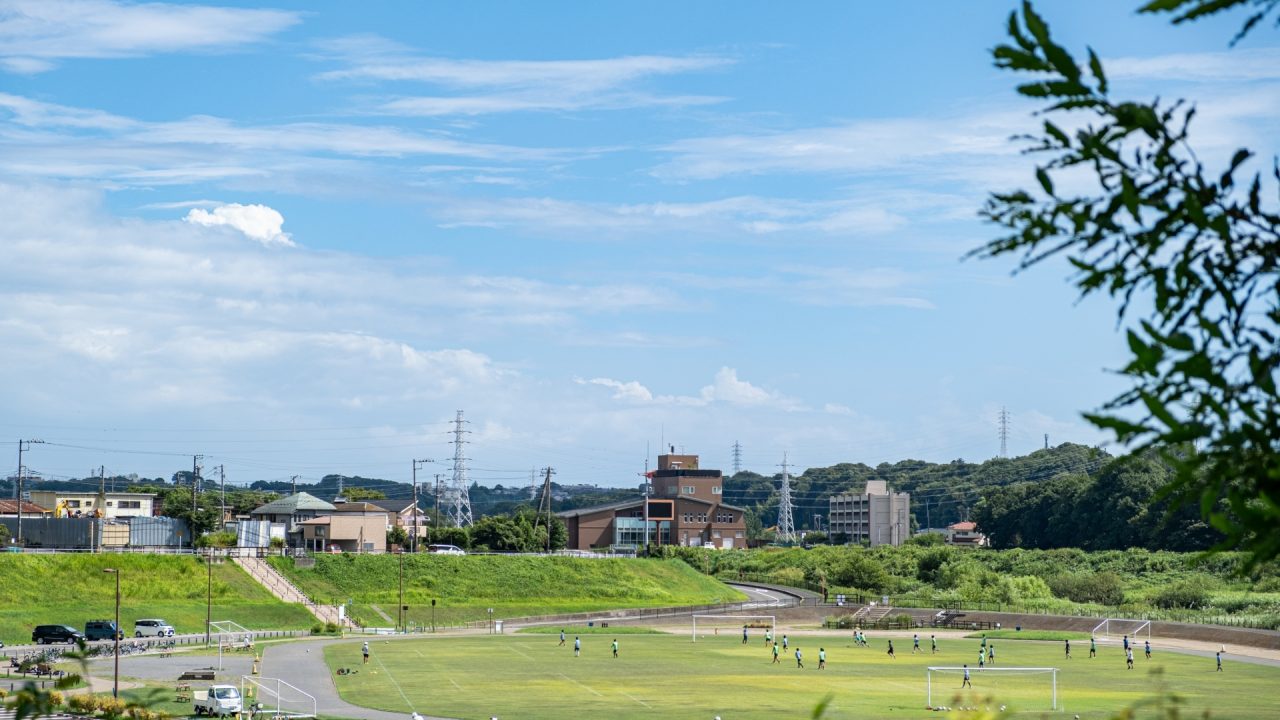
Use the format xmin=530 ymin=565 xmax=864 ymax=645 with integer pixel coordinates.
xmin=85 ymin=620 xmax=122 ymax=641
xmin=32 ymin=624 xmax=83 ymax=644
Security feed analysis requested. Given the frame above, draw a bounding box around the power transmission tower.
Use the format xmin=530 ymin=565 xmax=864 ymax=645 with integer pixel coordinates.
xmin=998 ymin=407 xmax=1011 ymax=458
xmin=777 ymin=453 xmax=795 ymax=543
xmin=447 ymin=410 xmax=474 ymax=527
xmin=731 ymin=441 xmax=743 ymax=475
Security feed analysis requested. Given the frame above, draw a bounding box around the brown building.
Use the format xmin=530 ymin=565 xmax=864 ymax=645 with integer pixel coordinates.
xmin=297 ymin=501 xmax=392 ymax=553
xmin=558 ymin=452 xmax=748 ymax=551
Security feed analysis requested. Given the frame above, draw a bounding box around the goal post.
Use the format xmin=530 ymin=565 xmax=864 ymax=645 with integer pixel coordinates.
xmin=240 ymin=676 xmax=316 ymax=719
xmin=1091 ymin=618 xmax=1152 ymax=643
xmin=926 ymin=667 xmax=1059 ymax=711
xmin=209 ymin=620 xmax=252 ymax=670
xmin=690 ymin=615 xmax=776 ymax=642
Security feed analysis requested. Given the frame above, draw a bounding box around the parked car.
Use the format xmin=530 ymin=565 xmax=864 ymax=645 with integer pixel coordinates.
xmin=133 ymin=619 xmax=175 ymax=637
xmin=32 ymin=624 xmax=84 ymax=645
xmin=85 ymin=620 xmax=122 ymax=641
xmin=427 ymin=544 xmax=465 ymax=555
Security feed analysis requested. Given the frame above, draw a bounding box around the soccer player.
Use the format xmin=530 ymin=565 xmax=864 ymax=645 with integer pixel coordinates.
xmin=931 ymin=634 xmax=938 ymax=654
xmin=612 ymin=639 xmax=618 ymax=658
xmin=782 ymin=634 xmax=789 ymax=650
xmin=795 ymin=647 xmax=804 ymax=669
xmin=765 ymin=629 xmax=772 ymax=646
xmin=961 ymin=664 xmax=972 ymax=688
xmin=743 ymin=625 xmax=749 ymax=644
xmin=362 ymin=641 xmax=369 ymax=664
xmin=887 ymin=640 xmax=895 ymax=659
xmin=772 ymin=642 xmax=780 ymax=664
xmin=1126 ymin=647 xmax=1134 ymax=669
xmin=1216 ymin=651 xmax=1223 ymax=672
xmin=913 ymin=634 xmax=920 ymax=654
xmin=980 ymin=634 xmax=987 ymax=649
xmin=1144 ymin=640 xmax=1151 ymax=660
xmin=1123 ymin=635 xmax=1130 ymax=652
xmin=574 ymin=636 xmax=581 ymax=657
xmin=987 ymin=643 xmax=995 ymax=666
xmin=559 ymin=630 xmax=566 ymax=647
xmin=978 ymin=648 xmax=985 ymax=670
xmin=1064 ymin=639 xmax=1071 ymax=659
xmin=818 ymin=648 xmax=826 ymax=670
xmin=1089 ymin=636 xmax=1096 ymax=658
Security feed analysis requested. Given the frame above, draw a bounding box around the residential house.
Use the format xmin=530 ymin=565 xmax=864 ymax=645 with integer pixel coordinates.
xmin=28 ymin=491 xmax=156 ymax=520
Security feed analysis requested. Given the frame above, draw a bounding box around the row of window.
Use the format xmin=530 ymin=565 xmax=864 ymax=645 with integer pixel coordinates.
xmin=62 ymin=499 xmax=143 ymax=509
xmin=679 ymin=512 xmax=737 ymax=524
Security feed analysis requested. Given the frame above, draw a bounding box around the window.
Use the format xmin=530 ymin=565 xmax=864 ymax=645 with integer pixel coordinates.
xmin=682 ymin=486 xmax=696 ymax=495
xmin=735 ymin=531 xmax=744 ymax=538
xmin=712 ymin=486 xmax=722 ymax=494
xmin=118 ymin=501 xmax=141 ymax=509
xmin=66 ymin=500 xmax=81 ymax=508
xmin=712 ymin=530 xmax=721 ymax=538
xmin=698 ymin=513 xmax=707 ymax=523
xmin=315 ymin=527 xmax=325 ymax=537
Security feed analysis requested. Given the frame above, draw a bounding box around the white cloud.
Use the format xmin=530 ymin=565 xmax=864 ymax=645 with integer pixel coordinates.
xmin=0 ymin=0 xmax=301 ymax=73
xmin=652 ymin=111 xmax=1026 ymax=182
xmin=1107 ymin=47 xmax=1280 ymax=83
xmin=578 ymin=367 xmax=804 ymax=411
xmin=184 ymin=203 xmax=294 ymax=247
xmin=314 ymin=43 xmax=733 ymax=115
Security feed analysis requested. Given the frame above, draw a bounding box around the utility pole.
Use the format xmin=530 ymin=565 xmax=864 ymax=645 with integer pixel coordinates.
xmin=998 ymin=408 xmax=1011 ymax=458
xmin=777 ymin=453 xmax=795 ymax=543
xmin=215 ymin=465 xmax=226 ymax=528
xmin=16 ymin=439 xmax=45 ymax=547
xmin=191 ymin=455 xmax=203 ymax=514
xmin=537 ymin=467 xmax=555 ymax=553
xmin=639 ymin=458 xmax=650 ymax=555
xmin=731 ymin=441 xmax=743 ymax=475
xmin=412 ymin=459 xmax=432 ymax=553
xmin=530 ymin=469 xmax=536 ymax=501
xmin=433 ymin=474 xmax=443 ymax=536
xmin=1045 ymin=433 xmax=1049 ymax=450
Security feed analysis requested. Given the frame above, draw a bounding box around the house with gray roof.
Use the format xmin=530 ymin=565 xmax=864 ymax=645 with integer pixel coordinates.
xmin=249 ymin=492 xmax=336 ymax=547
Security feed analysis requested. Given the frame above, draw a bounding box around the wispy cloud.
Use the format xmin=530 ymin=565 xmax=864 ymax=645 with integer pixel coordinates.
xmin=0 ymin=0 xmax=301 ymax=73
xmin=314 ymin=39 xmax=733 ymax=115
xmin=1107 ymin=47 xmax=1280 ymax=83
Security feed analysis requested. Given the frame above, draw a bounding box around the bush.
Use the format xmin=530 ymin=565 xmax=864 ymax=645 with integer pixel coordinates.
xmin=1048 ymin=571 xmax=1125 ymax=605
xmin=1253 ymin=576 xmax=1280 ymax=593
xmin=1152 ymin=576 xmax=1215 ymax=609
xmin=311 ymin=623 xmax=324 ymax=634
xmin=68 ymin=694 xmax=99 ymax=714
xmin=47 ymin=691 xmax=64 ymax=708
xmin=771 ymin=567 xmax=807 ymax=587
xmin=325 ymin=621 xmax=339 ymax=633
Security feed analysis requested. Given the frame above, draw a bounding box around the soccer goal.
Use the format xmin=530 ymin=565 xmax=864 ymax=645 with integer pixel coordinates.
xmin=1091 ymin=618 xmax=1152 ymax=643
xmin=209 ymin=619 xmax=253 ymax=670
xmin=241 ymin=676 xmax=316 ymax=720
xmin=690 ymin=615 xmax=776 ymax=642
xmin=926 ymin=667 xmax=1059 ymax=711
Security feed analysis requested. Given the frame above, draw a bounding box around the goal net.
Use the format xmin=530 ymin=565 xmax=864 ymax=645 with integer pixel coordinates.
xmin=1091 ymin=618 xmax=1152 ymax=643
xmin=240 ymin=676 xmax=316 ymax=719
xmin=691 ymin=615 xmax=776 ymax=642
xmin=210 ymin=620 xmax=253 ymax=669
xmin=926 ymin=667 xmax=1059 ymax=711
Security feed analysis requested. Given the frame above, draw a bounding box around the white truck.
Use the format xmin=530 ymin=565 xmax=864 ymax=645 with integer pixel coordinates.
xmin=193 ymin=685 xmax=242 ymax=717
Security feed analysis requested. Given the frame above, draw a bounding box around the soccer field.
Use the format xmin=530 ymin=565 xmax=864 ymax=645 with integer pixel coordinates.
xmin=324 ymin=631 xmax=1280 ymax=719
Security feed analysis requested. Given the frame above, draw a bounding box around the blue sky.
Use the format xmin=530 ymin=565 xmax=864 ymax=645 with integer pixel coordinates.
xmin=2 ymin=0 xmax=1277 ymax=489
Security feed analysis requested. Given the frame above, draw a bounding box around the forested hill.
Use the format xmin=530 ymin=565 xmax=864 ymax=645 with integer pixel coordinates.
xmin=723 ymin=443 xmax=1110 ymax=533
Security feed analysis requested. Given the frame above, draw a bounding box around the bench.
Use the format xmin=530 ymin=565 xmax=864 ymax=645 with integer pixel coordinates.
xmin=178 ymin=670 xmax=215 ymax=682
xmin=175 ymin=683 xmax=191 ymax=703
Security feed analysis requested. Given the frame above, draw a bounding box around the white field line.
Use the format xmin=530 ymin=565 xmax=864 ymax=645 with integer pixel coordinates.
xmin=620 ymin=692 xmax=652 ymax=708
xmin=558 ymin=673 xmax=603 ymax=697
xmin=507 ymin=644 xmax=533 ymax=659
xmin=449 ymin=678 xmax=462 ymax=691
xmin=372 ymin=654 xmax=414 ymax=711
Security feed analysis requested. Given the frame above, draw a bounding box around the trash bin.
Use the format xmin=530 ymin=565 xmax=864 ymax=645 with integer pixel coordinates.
xmin=494 ymin=621 xmax=503 ymax=633
xmin=588 ymin=621 xmax=594 ymax=627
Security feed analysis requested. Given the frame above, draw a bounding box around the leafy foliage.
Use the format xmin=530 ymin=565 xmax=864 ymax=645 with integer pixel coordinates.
xmin=977 ymin=1 xmax=1280 ymax=569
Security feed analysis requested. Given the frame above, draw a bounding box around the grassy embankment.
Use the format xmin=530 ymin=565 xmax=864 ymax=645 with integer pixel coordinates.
xmin=268 ymin=554 xmax=746 ymax=626
xmin=0 ymin=554 xmax=315 ymax=645
xmin=325 ymin=632 xmax=1280 ymax=720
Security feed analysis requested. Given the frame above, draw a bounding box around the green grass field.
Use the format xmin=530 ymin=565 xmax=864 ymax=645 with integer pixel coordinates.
xmin=271 ymin=554 xmax=745 ymax=626
xmin=324 ymin=632 xmax=1280 ymax=720
xmin=0 ymin=554 xmax=315 ymax=644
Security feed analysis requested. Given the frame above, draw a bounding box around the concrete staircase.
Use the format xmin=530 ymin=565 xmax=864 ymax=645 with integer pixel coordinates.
xmin=864 ymin=603 xmax=895 ymax=623
xmin=236 ymin=556 xmax=354 ymax=629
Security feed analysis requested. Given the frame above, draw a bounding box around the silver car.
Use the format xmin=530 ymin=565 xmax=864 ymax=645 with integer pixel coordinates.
xmin=133 ymin=618 xmax=175 ymax=637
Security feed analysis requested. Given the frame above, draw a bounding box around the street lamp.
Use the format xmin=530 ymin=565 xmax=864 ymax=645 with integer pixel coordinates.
xmin=103 ymin=568 xmax=120 ymax=698
xmin=487 ymin=607 xmax=494 ymax=635
xmin=397 ymin=549 xmax=405 ymax=633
